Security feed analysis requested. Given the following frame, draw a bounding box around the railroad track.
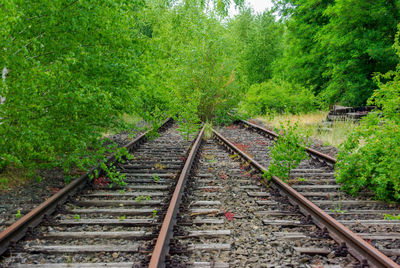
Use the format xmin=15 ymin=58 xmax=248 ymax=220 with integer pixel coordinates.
xmin=161 ymin=135 xmax=358 ymax=267
xmin=0 ymin=120 xmax=194 ymax=267
xmin=215 ymin=118 xmax=400 ymax=267
xmin=1 ymin=117 xmax=399 ymax=267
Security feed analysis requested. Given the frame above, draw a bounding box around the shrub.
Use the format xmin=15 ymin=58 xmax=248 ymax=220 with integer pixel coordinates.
xmin=240 ymin=79 xmax=317 ymax=116
xmin=336 ymin=117 xmax=400 ymax=201
xmin=265 ymin=121 xmax=310 ymax=181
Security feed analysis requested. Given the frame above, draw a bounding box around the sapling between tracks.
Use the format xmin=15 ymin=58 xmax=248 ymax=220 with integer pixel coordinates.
xmin=264 ymin=121 xmax=310 ymax=182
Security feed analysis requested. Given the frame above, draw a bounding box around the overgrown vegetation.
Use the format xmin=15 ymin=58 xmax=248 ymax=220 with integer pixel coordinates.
xmin=264 ymin=122 xmax=310 ymax=182
xmin=239 ymin=0 xmax=400 ymax=115
xmin=272 ymin=0 xmax=400 ymax=107
xmin=0 ymin=0 xmax=244 ymax=182
xmin=0 ymin=0 xmax=147 ymax=177
xmin=240 ymin=79 xmax=316 ymax=116
xmin=335 ymin=29 xmax=400 ymax=201
xmin=1 ymin=0 xmax=400 ymax=203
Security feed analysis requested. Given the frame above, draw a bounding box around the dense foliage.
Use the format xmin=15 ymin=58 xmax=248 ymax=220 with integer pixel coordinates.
xmin=0 ymin=0 xmax=246 ymax=178
xmin=229 ymin=9 xmax=283 ymax=85
xmin=0 ymin=0 xmax=146 ymax=174
xmin=141 ymin=0 xmax=244 ymax=123
xmin=240 ymin=79 xmax=316 ymax=115
xmin=335 ymin=28 xmax=400 ymax=201
xmin=2 ymin=0 xmax=400 ymax=192
xmin=272 ymin=0 xmax=400 ymax=107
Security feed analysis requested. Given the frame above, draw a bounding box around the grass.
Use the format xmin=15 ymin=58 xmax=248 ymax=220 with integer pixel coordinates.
xmin=256 ymin=111 xmax=358 ymax=148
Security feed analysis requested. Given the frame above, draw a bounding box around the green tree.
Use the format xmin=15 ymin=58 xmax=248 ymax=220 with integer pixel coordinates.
xmin=318 ymin=0 xmax=400 ymax=106
xmin=0 ymin=0 xmax=146 ymax=173
xmin=273 ymin=0 xmax=332 ymax=96
xmin=230 ymin=9 xmax=284 ymax=84
xmin=140 ymin=0 xmax=244 ymax=125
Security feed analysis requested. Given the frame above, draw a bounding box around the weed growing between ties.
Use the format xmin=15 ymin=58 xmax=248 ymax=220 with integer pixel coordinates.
xmin=264 ymin=121 xmax=310 ymax=182
xmin=15 ymin=210 xmax=21 ymax=219
xmin=384 ymin=214 xmax=400 ymax=221
xmin=136 ymin=195 xmax=151 ymax=203
xmin=89 ymin=147 xmax=133 ymax=188
xmin=153 ymin=174 xmax=160 ymax=182
xmin=329 ymin=191 xmax=347 ymax=214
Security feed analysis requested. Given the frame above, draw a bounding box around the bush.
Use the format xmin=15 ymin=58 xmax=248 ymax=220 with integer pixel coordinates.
xmin=336 ymin=116 xmax=400 ymax=201
xmin=240 ymin=79 xmax=317 ymax=116
xmin=265 ymin=121 xmax=310 ymax=181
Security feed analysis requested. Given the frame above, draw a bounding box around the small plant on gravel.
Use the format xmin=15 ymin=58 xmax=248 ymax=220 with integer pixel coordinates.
xmin=264 ymin=121 xmax=310 ymax=182
xmin=35 ymin=176 xmax=43 ymax=183
xmin=73 ymin=214 xmax=80 ymax=221
xmin=64 ymin=175 xmax=73 ymax=184
xmin=119 ymin=189 xmax=126 ymax=194
xmin=229 ymin=154 xmax=239 ymax=160
xmin=208 ymin=157 xmax=217 ymax=164
xmin=329 ymin=192 xmax=347 ymax=214
xmin=384 ymin=214 xmax=400 ymax=221
xmin=153 ymin=174 xmax=160 ymax=182
xmin=155 ymin=163 xmax=165 ymax=170
xmin=153 ymin=209 xmax=157 ymax=218
xmin=297 ymin=177 xmax=307 ymax=182
xmin=118 ymin=215 xmax=126 ymax=221
xmin=329 ymin=208 xmax=347 ymax=214
xmin=15 ymin=210 xmax=21 ymax=219
xmin=136 ymin=195 xmax=151 ymax=203
xmin=322 ymin=141 xmax=331 ymax=147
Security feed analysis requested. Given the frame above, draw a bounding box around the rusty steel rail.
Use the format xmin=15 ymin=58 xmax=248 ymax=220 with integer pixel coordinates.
xmin=149 ymin=125 xmax=205 ymax=268
xmin=213 ymin=129 xmax=398 ymax=268
xmin=0 ymin=117 xmax=173 ymax=257
xmin=235 ymin=118 xmax=336 ymax=167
